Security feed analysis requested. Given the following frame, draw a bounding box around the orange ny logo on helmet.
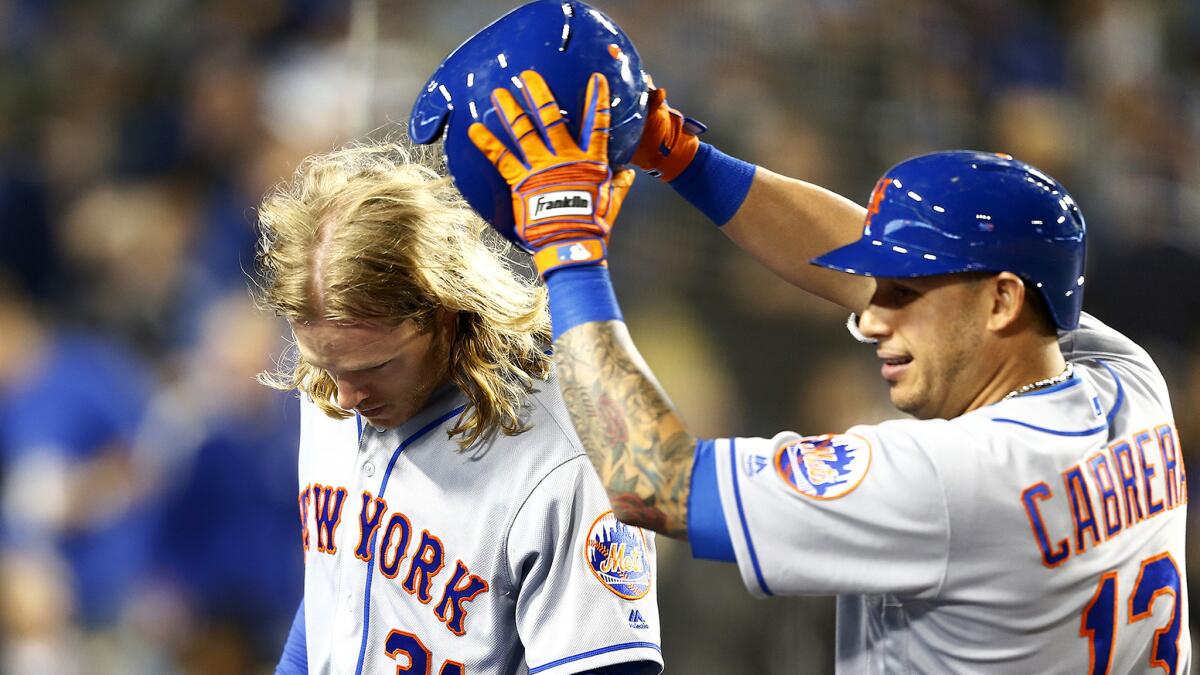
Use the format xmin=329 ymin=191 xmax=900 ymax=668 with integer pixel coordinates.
xmin=864 ymin=176 xmax=891 ymax=233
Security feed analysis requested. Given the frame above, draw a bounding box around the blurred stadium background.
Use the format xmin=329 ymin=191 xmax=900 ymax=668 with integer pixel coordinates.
xmin=0 ymin=0 xmax=1197 ymax=672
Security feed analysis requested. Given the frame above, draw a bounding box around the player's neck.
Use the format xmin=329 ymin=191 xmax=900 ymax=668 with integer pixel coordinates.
xmin=964 ymin=337 xmax=1068 ymax=414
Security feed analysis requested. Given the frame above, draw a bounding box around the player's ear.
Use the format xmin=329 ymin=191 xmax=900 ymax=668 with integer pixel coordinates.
xmin=432 ymin=308 xmax=460 ymax=342
xmin=986 ymin=272 xmax=1026 ymax=333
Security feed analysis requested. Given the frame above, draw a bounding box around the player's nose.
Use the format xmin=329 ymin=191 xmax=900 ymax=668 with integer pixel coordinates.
xmin=857 ymin=305 xmax=891 ymax=340
xmin=336 ymin=378 xmax=369 ymax=411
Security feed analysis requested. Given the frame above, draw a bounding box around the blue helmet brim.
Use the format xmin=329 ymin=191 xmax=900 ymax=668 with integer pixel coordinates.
xmin=810 ymin=237 xmax=984 ymax=278
xmin=811 ymin=236 xmax=1083 ymax=330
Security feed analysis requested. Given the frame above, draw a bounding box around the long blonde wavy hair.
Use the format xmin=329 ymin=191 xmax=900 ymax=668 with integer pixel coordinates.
xmin=254 ymin=139 xmax=551 ymax=448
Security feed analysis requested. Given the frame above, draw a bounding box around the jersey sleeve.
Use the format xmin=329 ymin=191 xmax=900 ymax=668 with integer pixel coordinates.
xmin=507 ymin=456 xmax=663 ymax=674
xmin=688 ymin=428 xmax=950 ymax=598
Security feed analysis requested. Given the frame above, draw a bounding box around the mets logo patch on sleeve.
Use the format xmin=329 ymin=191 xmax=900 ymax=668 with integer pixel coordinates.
xmin=774 ymin=433 xmax=873 ymax=500
xmin=584 ymin=511 xmax=651 ymax=600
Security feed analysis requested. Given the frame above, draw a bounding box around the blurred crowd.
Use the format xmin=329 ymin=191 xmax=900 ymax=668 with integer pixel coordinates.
xmin=0 ymin=0 xmax=1196 ymax=673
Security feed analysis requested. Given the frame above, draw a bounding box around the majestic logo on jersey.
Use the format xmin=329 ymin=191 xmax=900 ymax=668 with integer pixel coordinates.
xmin=774 ymin=433 xmax=872 ymax=500
xmin=743 ymin=453 xmax=769 ymax=477
xmin=627 ymin=608 xmax=649 ymax=630
xmin=585 ymin=511 xmax=652 ymax=600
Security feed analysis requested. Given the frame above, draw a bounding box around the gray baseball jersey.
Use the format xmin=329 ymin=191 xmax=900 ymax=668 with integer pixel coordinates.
xmin=689 ymin=312 xmax=1189 ymax=673
xmin=296 ymin=378 xmax=663 ymax=674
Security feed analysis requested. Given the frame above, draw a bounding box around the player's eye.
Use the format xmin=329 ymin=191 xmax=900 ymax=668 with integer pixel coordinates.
xmin=349 ymin=359 xmax=392 ymax=375
xmin=366 ymin=359 xmax=392 ymax=372
xmin=876 ymin=283 xmax=918 ymax=308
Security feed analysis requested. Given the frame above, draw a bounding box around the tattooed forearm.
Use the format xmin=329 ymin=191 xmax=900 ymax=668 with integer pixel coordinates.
xmin=555 ymin=321 xmax=695 ymax=539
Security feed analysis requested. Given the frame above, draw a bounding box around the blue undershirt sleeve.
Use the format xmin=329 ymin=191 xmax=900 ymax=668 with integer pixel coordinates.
xmin=668 ymin=143 xmax=757 ymax=226
xmin=688 ymin=438 xmax=736 ymax=562
xmin=275 ymin=598 xmax=308 ymax=675
xmin=545 ymin=265 xmax=623 ymax=341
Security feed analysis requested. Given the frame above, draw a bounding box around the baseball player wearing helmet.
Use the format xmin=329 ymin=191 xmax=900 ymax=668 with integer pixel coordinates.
xmin=469 ymin=71 xmax=1190 ymax=673
xmin=255 ymin=141 xmax=662 ymax=674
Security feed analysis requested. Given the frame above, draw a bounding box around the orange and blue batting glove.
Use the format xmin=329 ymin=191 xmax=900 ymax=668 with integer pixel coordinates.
xmin=469 ymin=70 xmax=631 ymax=341
xmin=631 ymin=84 xmax=707 ymax=182
xmin=631 ymin=80 xmax=756 ymax=227
xmin=468 ymin=70 xmax=635 ymax=279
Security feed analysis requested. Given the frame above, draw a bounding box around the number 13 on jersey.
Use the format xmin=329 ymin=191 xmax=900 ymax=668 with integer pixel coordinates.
xmin=1081 ymin=553 xmax=1184 ymax=674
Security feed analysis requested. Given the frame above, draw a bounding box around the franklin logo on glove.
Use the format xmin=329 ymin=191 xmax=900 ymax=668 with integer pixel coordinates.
xmin=529 ymin=191 xmax=593 ymax=219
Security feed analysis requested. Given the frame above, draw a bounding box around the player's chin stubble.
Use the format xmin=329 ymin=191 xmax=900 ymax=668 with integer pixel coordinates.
xmin=889 ymin=376 xmax=925 ymax=418
xmin=897 ymin=332 xmax=979 ymax=420
xmin=401 ymin=330 xmax=455 ymax=426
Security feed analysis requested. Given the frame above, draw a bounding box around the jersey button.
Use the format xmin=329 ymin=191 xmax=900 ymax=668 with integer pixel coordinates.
xmin=364 ymin=461 xmax=375 ymax=477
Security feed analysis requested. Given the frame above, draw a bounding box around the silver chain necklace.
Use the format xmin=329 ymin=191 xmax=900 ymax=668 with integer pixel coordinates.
xmin=1002 ymin=363 xmax=1075 ymax=401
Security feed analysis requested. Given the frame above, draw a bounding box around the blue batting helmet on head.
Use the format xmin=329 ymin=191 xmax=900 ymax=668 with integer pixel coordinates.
xmin=811 ymin=150 xmax=1087 ymax=330
xmin=409 ymin=0 xmax=649 ymax=247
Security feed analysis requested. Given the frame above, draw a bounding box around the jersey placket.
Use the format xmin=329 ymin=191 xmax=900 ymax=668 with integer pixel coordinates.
xmin=350 ymin=405 xmax=467 ymax=675
xmin=330 ymin=417 xmax=388 ymax=668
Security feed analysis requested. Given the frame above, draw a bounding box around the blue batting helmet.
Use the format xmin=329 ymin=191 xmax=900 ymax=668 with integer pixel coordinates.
xmin=811 ymin=151 xmax=1087 ymax=330
xmin=409 ymin=0 xmax=649 ymax=246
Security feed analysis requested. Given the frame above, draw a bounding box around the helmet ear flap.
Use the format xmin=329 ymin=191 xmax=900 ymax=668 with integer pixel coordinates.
xmin=410 ymin=89 xmax=450 ymax=147
xmin=1018 ymin=278 xmax=1059 ymax=337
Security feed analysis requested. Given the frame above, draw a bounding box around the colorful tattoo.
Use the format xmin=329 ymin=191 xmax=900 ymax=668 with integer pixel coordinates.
xmin=555 ymin=321 xmax=694 ymax=539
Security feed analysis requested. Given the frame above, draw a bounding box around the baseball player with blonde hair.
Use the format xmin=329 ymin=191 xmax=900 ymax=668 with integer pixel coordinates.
xmin=257 ymin=142 xmax=549 ymax=446
xmin=257 ymin=140 xmax=662 ymax=674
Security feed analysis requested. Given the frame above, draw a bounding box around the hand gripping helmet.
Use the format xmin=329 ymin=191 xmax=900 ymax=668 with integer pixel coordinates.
xmin=409 ymin=0 xmax=649 ymax=247
xmin=811 ymin=151 xmax=1087 ymax=330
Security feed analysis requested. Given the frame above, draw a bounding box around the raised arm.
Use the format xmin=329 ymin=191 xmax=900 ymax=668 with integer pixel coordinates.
xmin=468 ymin=71 xmax=697 ymax=537
xmin=633 ymin=87 xmax=873 ymax=312
xmin=723 ymin=169 xmax=871 ymax=311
